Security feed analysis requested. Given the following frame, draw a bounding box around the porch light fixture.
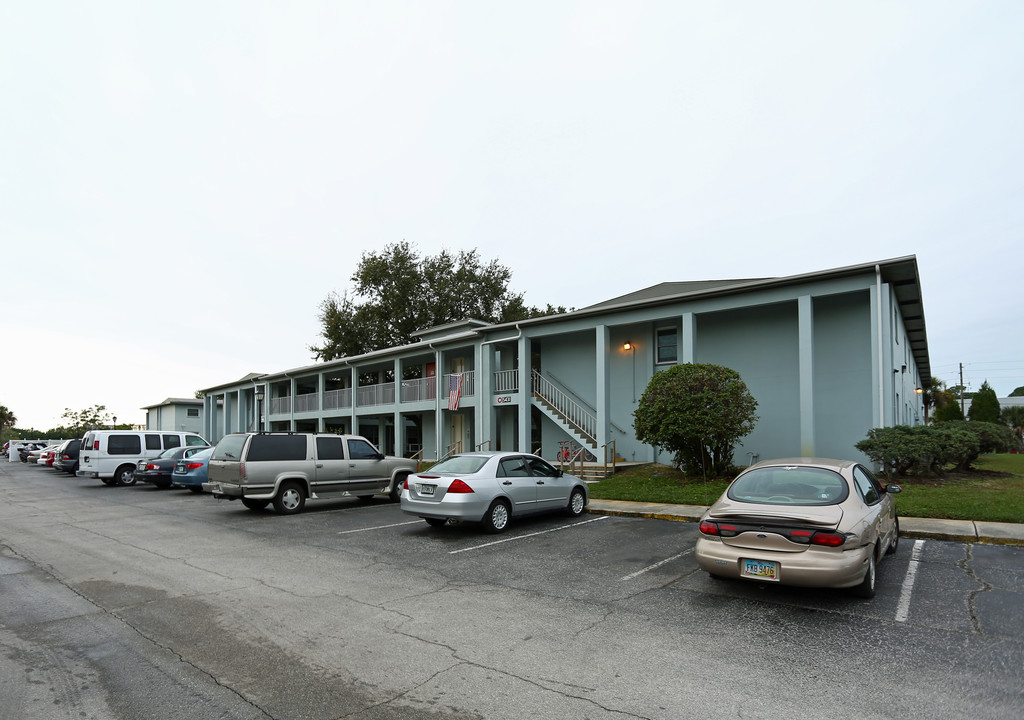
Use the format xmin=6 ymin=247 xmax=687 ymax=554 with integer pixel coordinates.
xmin=624 ymin=342 xmax=637 ymax=402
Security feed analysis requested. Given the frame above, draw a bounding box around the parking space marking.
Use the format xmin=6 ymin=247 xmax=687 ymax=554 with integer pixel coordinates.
xmin=895 ymin=539 xmax=926 ymax=623
xmin=448 ymin=516 xmax=610 ymax=554
xmin=619 ymin=549 xmax=693 ymax=582
xmin=338 ymin=520 xmax=424 ymax=534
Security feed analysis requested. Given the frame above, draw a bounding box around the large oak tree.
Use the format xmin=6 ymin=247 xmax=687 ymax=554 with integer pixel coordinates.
xmin=311 ymin=242 xmax=566 ymax=361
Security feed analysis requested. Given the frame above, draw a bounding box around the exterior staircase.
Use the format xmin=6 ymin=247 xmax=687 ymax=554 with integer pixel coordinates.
xmin=532 ymin=371 xmax=624 ymax=480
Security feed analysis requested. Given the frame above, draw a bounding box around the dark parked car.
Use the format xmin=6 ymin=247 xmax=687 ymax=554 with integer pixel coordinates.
xmin=135 ymin=446 xmax=209 ymax=488
xmin=53 ymin=439 xmax=82 ymax=475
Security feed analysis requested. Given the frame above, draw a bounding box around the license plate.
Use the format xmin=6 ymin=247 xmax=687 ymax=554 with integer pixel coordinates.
xmin=741 ymin=559 xmax=780 ymax=581
xmin=174 ymin=463 xmax=185 ymax=473
xmin=419 ymin=484 xmax=436 ymax=496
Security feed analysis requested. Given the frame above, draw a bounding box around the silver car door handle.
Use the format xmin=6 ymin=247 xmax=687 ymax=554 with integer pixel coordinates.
xmin=502 ymin=480 xmax=512 ymax=485
xmin=316 ymin=464 xmax=323 ymax=468
xmin=536 ymin=481 xmax=545 ymax=485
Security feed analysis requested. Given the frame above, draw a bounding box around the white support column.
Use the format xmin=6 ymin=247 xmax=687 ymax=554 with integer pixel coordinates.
xmin=798 ymin=295 xmax=815 ymax=457
xmin=518 ymin=334 xmax=531 ymax=454
xmin=681 ymin=312 xmax=696 ymax=363
xmin=393 ymin=358 xmax=403 ymax=456
xmin=596 ymin=325 xmax=609 ymax=457
xmin=478 ymin=342 xmax=493 ymax=450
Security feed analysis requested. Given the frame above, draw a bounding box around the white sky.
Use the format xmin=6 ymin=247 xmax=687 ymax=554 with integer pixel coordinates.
xmin=2 ymin=1 xmax=1022 ymax=431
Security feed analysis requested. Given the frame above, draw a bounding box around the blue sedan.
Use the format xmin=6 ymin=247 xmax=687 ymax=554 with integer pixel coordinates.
xmin=172 ymin=446 xmax=215 ymax=493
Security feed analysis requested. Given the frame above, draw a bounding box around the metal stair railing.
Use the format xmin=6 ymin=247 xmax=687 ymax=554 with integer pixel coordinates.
xmin=532 ymin=371 xmax=597 ymax=443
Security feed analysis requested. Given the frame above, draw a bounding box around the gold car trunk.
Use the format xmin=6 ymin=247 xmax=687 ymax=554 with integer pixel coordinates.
xmin=708 ymin=500 xmax=844 ymax=552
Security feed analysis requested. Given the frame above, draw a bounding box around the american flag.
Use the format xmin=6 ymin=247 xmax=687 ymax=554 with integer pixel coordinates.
xmin=448 ymin=373 xmax=464 ymax=411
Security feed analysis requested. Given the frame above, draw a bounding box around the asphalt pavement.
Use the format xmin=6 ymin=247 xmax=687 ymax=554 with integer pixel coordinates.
xmin=587 ymin=499 xmax=1024 ymax=546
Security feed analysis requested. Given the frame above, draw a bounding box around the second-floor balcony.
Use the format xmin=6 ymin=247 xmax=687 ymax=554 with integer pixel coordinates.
xmin=267 ymin=369 xmax=518 ymax=416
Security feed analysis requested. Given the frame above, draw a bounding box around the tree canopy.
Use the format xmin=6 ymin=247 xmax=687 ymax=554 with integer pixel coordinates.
xmin=1009 ymin=386 xmax=1024 ymax=397
xmin=967 ymin=380 xmax=1001 ymax=424
xmin=633 ymin=363 xmax=759 ymax=476
xmin=0 ymin=405 xmax=17 ymax=442
xmin=310 ymin=242 xmax=568 ymax=361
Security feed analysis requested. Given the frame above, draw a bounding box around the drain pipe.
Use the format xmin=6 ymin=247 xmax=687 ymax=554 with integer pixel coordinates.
xmin=876 ymin=265 xmax=885 ymax=427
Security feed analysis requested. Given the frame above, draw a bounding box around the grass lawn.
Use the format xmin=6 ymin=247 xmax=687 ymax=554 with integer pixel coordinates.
xmin=589 ymin=454 xmax=1024 ymax=524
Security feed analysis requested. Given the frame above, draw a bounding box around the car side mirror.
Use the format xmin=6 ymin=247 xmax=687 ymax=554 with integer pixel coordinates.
xmin=886 ymin=484 xmax=902 ymax=494
xmin=376 ymin=452 xmax=385 ymax=461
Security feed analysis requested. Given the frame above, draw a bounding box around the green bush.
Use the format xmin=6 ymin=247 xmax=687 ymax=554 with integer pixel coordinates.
xmin=855 ymin=421 xmax=1013 ymax=477
xmin=633 ymin=363 xmax=758 ymax=477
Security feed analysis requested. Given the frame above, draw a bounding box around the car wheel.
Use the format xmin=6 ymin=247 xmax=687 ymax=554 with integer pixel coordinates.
xmin=565 ymin=487 xmax=586 ymax=517
xmin=241 ymin=498 xmax=269 ymax=511
xmin=481 ymin=499 xmax=511 ymax=534
xmin=424 ymin=517 xmax=448 ymax=527
xmin=114 ymin=464 xmax=136 ymax=486
xmin=273 ymin=481 xmax=306 ymax=515
xmin=851 ymin=547 xmax=877 ymax=599
xmin=886 ymin=517 xmax=900 ymax=555
xmin=389 ymin=474 xmax=408 ymax=502
xmin=188 ymin=486 xmax=204 ymax=494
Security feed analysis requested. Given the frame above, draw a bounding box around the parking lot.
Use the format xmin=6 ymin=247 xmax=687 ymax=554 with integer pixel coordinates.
xmin=1 ymin=459 xmax=1022 ymax=719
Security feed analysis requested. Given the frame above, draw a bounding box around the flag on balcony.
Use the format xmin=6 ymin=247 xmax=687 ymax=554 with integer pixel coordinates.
xmin=448 ymin=373 xmax=464 ymax=411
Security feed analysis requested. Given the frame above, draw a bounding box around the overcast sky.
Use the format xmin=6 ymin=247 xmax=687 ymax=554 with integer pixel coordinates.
xmin=2 ymin=1 xmax=1022 ymax=432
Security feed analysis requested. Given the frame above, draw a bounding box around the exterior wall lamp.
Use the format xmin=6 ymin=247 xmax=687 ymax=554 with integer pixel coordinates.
xmin=624 ymin=342 xmax=637 ymax=402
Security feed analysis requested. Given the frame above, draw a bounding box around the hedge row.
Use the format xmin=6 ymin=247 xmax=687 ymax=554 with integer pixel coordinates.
xmin=855 ymin=421 xmax=1017 ymax=477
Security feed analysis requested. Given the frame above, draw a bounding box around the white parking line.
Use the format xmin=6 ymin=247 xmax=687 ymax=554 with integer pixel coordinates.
xmin=619 ymin=549 xmax=694 ymax=582
xmin=449 ymin=516 xmax=610 ymax=554
xmin=338 ymin=520 xmax=424 ymax=534
xmin=895 ymin=539 xmax=926 ymax=623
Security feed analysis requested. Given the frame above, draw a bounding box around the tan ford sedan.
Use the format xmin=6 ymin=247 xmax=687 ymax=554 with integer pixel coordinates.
xmin=695 ymin=458 xmax=901 ymax=598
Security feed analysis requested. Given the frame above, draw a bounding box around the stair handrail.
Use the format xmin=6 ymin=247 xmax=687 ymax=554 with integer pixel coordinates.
xmin=532 ymin=371 xmax=597 ymax=442
xmin=602 ymin=439 xmax=617 ymax=476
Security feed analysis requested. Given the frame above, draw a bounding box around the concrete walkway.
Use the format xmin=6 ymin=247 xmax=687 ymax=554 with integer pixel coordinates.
xmin=587 ymin=499 xmax=1024 ymax=546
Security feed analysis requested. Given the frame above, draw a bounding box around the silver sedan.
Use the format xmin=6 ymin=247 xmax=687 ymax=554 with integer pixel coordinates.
xmin=400 ymin=451 xmax=589 ymax=533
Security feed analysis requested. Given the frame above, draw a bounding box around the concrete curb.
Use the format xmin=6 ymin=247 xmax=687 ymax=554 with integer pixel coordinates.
xmin=586 ymin=500 xmax=1024 ymax=547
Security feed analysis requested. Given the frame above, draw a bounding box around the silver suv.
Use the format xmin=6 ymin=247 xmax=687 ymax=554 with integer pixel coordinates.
xmin=203 ymin=433 xmax=418 ymax=514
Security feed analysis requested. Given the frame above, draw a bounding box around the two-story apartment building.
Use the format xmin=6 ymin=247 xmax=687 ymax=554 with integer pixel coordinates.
xmin=200 ymin=256 xmax=929 ymax=467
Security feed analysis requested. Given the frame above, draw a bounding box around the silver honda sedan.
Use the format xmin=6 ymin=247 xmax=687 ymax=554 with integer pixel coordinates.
xmin=400 ymin=451 xmax=589 ymax=533
xmin=695 ymin=457 xmax=901 ymax=598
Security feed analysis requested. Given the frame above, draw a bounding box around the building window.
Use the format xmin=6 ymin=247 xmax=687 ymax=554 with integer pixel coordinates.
xmin=656 ymin=328 xmax=678 ymax=364
xmin=187 ymin=408 xmax=200 ymax=417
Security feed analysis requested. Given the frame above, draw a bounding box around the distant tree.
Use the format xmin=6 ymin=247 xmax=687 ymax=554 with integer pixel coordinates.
xmin=1001 ymin=406 xmax=1024 ymax=449
xmin=920 ymin=376 xmax=946 ymax=424
xmin=1009 ymin=386 xmax=1024 ymax=397
xmin=310 ymin=242 xmax=568 ymax=361
xmin=968 ymin=381 xmax=1001 ymax=424
xmin=61 ymin=405 xmax=112 ymax=437
xmin=0 ymin=405 xmax=17 ymax=442
xmin=932 ymin=380 xmax=964 ymax=423
xmin=633 ymin=363 xmax=759 ymax=476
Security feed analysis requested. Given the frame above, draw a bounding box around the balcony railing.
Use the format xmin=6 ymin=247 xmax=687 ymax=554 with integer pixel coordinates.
xmin=324 ymin=388 xmax=352 ymax=411
xmin=358 ymin=382 xmax=396 ymax=407
xmin=270 ymin=396 xmax=291 ymax=415
xmin=295 ymin=392 xmax=319 ymax=413
xmin=401 ymin=377 xmax=438 ymax=403
xmin=494 ymin=369 xmax=518 ymax=393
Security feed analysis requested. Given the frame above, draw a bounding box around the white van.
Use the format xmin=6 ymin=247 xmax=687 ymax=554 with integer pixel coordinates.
xmin=77 ymin=430 xmax=210 ymax=486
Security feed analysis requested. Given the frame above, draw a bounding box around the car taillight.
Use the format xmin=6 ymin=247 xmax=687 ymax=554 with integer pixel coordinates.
xmin=403 ymin=476 xmax=409 ymax=490
xmin=810 ymin=532 xmax=846 ymax=547
xmin=239 ymin=462 xmax=246 ymax=480
xmin=698 ymin=521 xmax=738 ymax=537
xmin=146 ymin=463 xmax=159 ymax=471
xmin=447 ymin=478 xmax=474 ymax=493
xmin=62 ymin=454 xmax=70 ymax=460
xmin=185 ymin=462 xmax=203 ymax=470
xmin=93 ymin=441 xmax=100 ymax=450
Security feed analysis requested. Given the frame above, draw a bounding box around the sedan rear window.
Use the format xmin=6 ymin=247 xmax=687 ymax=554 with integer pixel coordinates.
xmin=428 ymin=455 xmax=490 ymax=474
xmin=727 ymin=466 xmax=848 ymax=505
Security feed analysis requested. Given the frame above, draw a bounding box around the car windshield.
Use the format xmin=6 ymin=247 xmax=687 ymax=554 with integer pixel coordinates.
xmin=727 ymin=466 xmax=848 ymax=506
xmin=427 ymin=455 xmax=490 ymax=474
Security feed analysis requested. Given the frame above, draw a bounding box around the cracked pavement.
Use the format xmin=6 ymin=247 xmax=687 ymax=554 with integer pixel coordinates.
xmin=1 ymin=461 xmax=1021 ymax=719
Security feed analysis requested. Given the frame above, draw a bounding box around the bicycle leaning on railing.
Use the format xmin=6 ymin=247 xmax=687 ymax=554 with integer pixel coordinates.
xmin=555 ymin=439 xmax=596 ymax=463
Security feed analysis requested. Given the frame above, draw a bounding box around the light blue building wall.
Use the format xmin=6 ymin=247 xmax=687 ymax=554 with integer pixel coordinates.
xmin=199 ymin=257 xmax=929 ymax=468
xmin=142 ymin=398 xmax=205 ymax=435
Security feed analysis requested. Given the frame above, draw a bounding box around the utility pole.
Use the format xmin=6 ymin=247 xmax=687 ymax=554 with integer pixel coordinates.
xmin=960 ymin=363 xmax=966 ymax=417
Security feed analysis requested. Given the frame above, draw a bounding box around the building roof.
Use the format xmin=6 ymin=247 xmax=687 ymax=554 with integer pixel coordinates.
xmin=141 ymin=397 xmax=204 ymax=410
